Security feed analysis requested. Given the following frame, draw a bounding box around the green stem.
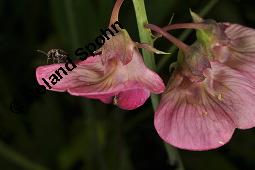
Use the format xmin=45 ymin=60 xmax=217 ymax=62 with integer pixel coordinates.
xmin=157 ymin=0 xmax=219 ymax=70
xmin=132 ymin=0 xmax=159 ymax=110
xmin=0 ymin=141 xmax=49 ymax=170
xmin=132 ymin=1 xmax=184 ymax=170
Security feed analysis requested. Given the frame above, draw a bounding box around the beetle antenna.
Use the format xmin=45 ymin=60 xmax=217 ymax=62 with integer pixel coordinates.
xmin=36 ymin=50 xmax=48 ymax=56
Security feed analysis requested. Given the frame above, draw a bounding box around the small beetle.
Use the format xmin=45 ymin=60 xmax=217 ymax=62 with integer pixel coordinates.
xmin=37 ymin=49 xmax=68 ymax=64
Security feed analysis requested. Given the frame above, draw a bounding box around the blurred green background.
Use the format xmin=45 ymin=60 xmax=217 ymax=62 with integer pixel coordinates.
xmin=1 ymin=0 xmax=255 ymax=169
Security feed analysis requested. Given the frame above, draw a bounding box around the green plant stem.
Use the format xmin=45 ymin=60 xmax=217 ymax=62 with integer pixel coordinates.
xmin=132 ymin=0 xmax=159 ymax=110
xmin=0 ymin=141 xmax=49 ymax=170
xmin=157 ymin=0 xmax=219 ymax=70
xmin=132 ymin=0 xmax=184 ymax=169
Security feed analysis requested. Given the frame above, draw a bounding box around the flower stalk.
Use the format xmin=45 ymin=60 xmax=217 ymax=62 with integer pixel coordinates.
xmin=162 ymin=22 xmax=209 ymax=31
xmin=109 ymin=0 xmax=124 ymax=25
xmin=132 ymin=0 xmax=184 ymax=169
xmin=145 ymin=23 xmax=190 ymax=54
xmin=132 ymin=0 xmax=159 ymax=110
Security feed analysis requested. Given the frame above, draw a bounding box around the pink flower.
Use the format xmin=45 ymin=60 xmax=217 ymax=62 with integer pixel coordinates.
xmin=155 ymin=60 xmax=255 ymax=150
xmin=146 ymin=16 xmax=255 ymax=150
xmin=35 ymin=0 xmax=165 ymax=110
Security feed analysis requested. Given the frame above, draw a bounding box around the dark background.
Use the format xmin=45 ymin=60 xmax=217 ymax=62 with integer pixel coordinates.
xmin=1 ymin=0 xmax=255 ymax=170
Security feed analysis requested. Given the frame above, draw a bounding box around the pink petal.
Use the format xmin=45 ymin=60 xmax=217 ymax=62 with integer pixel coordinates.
xmin=155 ymin=78 xmax=235 ymax=150
xmin=36 ymin=51 xmax=165 ymax=110
xmin=223 ymin=23 xmax=255 ymax=55
xmin=121 ymin=50 xmax=165 ymax=94
xmin=155 ymin=61 xmax=255 ymax=150
xmin=212 ymin=23 xmax=255 ymax=80
xmin=36 ymin=56 xmax=105 ymax=92
xmin=205 ymin=62 xmax=255 ymax=129
xmin=117 ymin=89 xmax=150 ymax=110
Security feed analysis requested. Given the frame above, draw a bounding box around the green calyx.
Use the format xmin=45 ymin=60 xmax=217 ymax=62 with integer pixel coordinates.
xmin=196 ymin=28 xmax=214 ymax=48
xmin=190 ymin=10 xmax=216 ymax=50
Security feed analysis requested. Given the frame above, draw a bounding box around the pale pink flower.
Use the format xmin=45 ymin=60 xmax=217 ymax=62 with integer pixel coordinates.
xmin=155 ymin=60 xmax=255 ymax=150
xmin=35 ymin=0 xmax=165 ymax=110
xmin=146 ymin=17 xmax=255 ymax=150
xmin=36 ymin=49 xmax=164 ymax=110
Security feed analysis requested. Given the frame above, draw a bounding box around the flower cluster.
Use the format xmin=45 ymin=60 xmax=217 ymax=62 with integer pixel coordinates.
xmin=35 ymin=0 xmax=255 ymax=150
xmin=146 ymin=11 xmax=255 ymax=150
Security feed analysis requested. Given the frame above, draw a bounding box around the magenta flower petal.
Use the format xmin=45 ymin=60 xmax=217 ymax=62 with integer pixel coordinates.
xmin=117 ymin=89 xmax=150 ymax=110
xmin=36 ymin=56 xmax=104 ymax=92
xmin=36 ymin=49 xmax=164 ymax=110
xmin=155 ymin=61 xmax=255 ymax=150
